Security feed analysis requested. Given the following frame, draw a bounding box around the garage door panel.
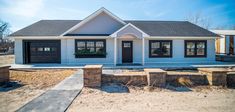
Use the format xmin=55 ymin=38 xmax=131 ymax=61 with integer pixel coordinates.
xmin=23 ymin=40 xmax=61 ymax=64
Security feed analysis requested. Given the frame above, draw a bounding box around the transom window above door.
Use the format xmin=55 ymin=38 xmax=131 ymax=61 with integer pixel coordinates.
xmin=149 ymin=40 xmax=172 ymax=57
xmin=75 ymin=39 xmax=106 ymax=58
xmin=185 ymin=40 xmax=207 ymax=57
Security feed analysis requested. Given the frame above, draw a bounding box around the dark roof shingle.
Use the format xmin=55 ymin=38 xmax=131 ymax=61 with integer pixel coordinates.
xmin=10 ymin=20 xmax=81 ymax=36
xmin=125 ymin=20 xmax=218 ymax=37
xmin=10 ymin=20 xmax=218 ymax=37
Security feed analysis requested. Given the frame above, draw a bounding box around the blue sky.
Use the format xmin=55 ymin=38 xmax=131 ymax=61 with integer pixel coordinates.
xmin=0 ymin=0 xmax=235 ymax=32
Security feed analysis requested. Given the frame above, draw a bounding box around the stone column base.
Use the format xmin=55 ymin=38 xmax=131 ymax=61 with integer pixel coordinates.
xmin=83 ymin=65 xmax=102 ymax=88
xmin=198 ymin=68 xmax=227 ymax=86
xmin=144 ymin=69 xmax=167 ymax=87
xmin=0 ymin=66 xmax=10 ymax=85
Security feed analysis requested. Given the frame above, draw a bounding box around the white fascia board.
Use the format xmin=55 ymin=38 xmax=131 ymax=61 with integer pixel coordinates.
xmin=110 ymin=23 xmax=150 ymax=38
xmin=60 ymin=7 xmax=126 ymax=36
xmin=146 ymin=36 xmax=218 ymax=39
xmin=12 ymin=36 xmax=61 ymax=39
xmin=211 ymin=30 xmax=235 ymax=35
xmin=60 ymin=36 xmax=110 ymax=39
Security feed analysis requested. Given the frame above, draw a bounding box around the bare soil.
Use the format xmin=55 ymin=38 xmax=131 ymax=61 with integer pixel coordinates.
xmin=0 ymin=69 xmax=76 ymax=112
xmin=67 ymin=86 xmax=235 ymax=112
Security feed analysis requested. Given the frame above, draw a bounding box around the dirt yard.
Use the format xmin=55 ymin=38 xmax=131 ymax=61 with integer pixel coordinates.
xmin=0 ymin=55 xmax=14 ymax=66
xmin=67 ymin=86 xmax=235 ymax=112
xmin=0 ymin=69 xmax=76 ymax=112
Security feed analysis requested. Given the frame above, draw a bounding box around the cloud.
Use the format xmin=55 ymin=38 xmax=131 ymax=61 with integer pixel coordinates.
xmin=1 ymin=0 xmax=44 ymax=18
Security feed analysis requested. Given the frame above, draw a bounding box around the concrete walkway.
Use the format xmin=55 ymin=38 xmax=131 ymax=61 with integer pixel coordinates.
xmin=16 ymin=70 xmax=83 ymax=112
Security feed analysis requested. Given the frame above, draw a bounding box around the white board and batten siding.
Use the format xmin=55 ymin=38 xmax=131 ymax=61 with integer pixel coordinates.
xmin=15 ymin=38 xmax=216 ymax=65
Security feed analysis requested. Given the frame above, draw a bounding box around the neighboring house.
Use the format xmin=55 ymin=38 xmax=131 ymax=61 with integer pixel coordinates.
xmin=10 ymin=8 xmax=219 ymax=65
xmin=211 ymin=30 xmax=235 ymax=55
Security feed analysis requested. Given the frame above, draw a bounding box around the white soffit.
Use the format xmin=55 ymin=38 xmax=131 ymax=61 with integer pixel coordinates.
xmin=110 ymin=23 xmax=150 ymax=38
xmin=211 ymin=30 xmax=235 ymax=35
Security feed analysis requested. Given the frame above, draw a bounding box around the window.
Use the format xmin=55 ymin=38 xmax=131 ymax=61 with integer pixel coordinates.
xmin=185 ymin=40 xmax=207 ymax=57
xmin=123 ymin=43 xmax=131 ymax=48
xmin=75 ymin=39 xmax=106 ymax=58
xmin=149 ymin=40 xmax=172 ymax=57
xmin=44 ymin=47 xmax=51 ymax=51
xmin=37 ymin=47 xmax=44 ymax=51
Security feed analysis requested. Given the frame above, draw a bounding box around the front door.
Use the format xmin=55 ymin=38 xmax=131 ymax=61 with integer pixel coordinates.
xmin=229 ymin=35 xmax=234 ymax=55
xmin=122 ymin=41 xmax=133 ymax=63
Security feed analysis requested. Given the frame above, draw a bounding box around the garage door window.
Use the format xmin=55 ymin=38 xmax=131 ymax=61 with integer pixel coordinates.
xmin=44 ymin=47 xmax=51 ymax=51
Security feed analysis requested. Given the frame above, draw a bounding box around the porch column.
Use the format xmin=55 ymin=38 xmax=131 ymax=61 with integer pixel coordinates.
xmin=114 ymin=37 xmax=117 ymax=65
xmin=142 ymin=38 xmax=145 ymax=65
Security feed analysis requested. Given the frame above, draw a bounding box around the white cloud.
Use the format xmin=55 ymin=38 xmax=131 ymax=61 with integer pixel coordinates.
xmin=1 ymin=0 xmax=44 ymax=17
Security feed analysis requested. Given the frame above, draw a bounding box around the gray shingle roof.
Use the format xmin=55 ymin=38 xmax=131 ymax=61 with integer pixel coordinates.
xmin=10 ymin=20 xmax=218 ymax=37
xmin=10 ymin=20 xmax=81 ymax=36
xmin=125 ymin=21 xmax=218 ymax=37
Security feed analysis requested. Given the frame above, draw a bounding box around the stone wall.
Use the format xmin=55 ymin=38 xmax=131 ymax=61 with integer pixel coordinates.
xmin=0 ymin=66 xmax=10 ymax=85
xmin=83 ymin=65 xmax=102 ymax=88
xmin=92 ymin=68 xmax=234 ymax=88
xmin=144 ymin=69 xmax=166 ymax=87
xmin=102 ymin=74 xmax=147 ymax=86
xmin=227 ymin=73 xmax=235 ymax=87
xmin=166 ymin=75 xmax=209 ymax=86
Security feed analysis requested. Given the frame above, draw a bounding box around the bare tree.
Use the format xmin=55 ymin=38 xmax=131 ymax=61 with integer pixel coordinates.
xmin=0 ymin=19 xmax=13 ymax=54
xmin=0 ymin=20 xmax=11 ymax=40
xmin=185 ymin=12 xmax=212 ymax=29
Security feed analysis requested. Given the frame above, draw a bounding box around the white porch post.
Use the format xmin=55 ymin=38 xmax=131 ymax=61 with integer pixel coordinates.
xmin=114 ymin=37 xmax=117 ymax=66
xmin=142 ymin=38 xmax=145 ymax=65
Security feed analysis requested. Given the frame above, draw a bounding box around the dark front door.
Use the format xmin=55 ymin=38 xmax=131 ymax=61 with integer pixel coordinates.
xmin=229 ymin=35 xmax=234 ymax=55
xmin=23 ymin=40 xmax=61 ymax=64
xmin=122 ymin=41 xmax=133 ymax=63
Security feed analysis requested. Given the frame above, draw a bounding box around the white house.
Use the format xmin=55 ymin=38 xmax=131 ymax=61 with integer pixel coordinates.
xmin=211 ymin=30 xmax=235 ymax=55
xmin=10 ymin=8 xmax=219 ymax=65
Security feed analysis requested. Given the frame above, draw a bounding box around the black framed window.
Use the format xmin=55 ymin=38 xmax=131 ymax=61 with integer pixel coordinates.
xmin=185 ymin=40 xmax=207 ymax=57
xmin=149 ymin=40 xmax=172 ymax=57
xmin=75 ymin=39 xmax=106 ymax=58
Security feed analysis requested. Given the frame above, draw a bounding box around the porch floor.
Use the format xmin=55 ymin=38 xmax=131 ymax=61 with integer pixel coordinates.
xmin=9 ymin=61 xmax=235 ymax=69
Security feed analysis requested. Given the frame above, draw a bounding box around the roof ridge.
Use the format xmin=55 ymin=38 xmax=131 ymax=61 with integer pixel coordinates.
xmin=39 ymin=19 xmax=82 ymax=21
xmin=125 ymin=20 xmax=188 ymax=22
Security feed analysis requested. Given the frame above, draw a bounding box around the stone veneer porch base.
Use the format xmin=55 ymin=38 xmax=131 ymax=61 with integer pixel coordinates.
xmin=83 ymin=65 xmax=235 ymax=88
xmin=102 ymin=70 xmax=210 ymax=87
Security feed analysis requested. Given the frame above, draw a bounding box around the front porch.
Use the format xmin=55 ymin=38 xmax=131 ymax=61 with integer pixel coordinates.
xmin=111 ymin=23 xmax=149 ymax=65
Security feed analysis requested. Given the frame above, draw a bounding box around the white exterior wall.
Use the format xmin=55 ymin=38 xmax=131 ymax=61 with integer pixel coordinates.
xmin=61 ymin=38 xmax=114 ymax=65
xmin=219 ymin=36 xmax=226 ymax=53
xmin=61 ymin=39 xmax=68 ymax=64
xmin=15 ymin=37 xmax=216 ymax=65
xmin=144 ymin=39 xmax=216 ymax=63
xmin=70 ymin=12 xmax=123 ymax=34
xmin=14 ymin=39 xmax=23 ymax=64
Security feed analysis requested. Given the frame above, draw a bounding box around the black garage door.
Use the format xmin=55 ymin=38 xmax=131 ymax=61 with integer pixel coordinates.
xmin=23 ymin=40 xmax=61 ymax=64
